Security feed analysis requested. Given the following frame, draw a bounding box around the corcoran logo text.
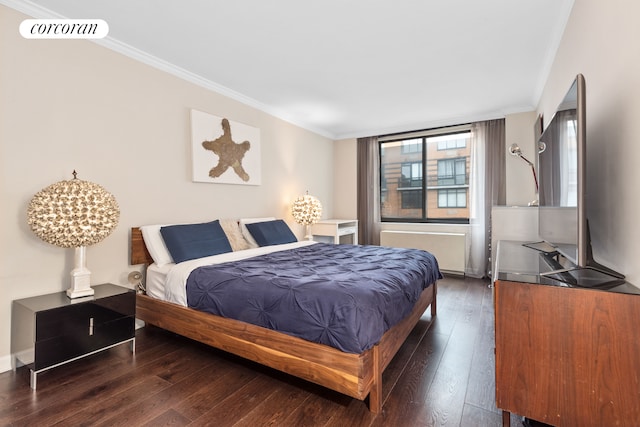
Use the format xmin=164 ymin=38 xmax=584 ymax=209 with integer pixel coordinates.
xmin=20 ymin=19 xmax=109 ymax=39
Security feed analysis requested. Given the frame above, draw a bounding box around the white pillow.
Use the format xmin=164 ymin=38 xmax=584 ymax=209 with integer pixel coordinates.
xmin=140 ymin=224 xmax=174 ymax=266
xmin=239 ymin=217 xmax=276 ymax=248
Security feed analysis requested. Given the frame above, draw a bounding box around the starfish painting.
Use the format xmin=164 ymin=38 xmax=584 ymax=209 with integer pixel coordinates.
xmin=202 ymin=118 xmax=251 ymax=181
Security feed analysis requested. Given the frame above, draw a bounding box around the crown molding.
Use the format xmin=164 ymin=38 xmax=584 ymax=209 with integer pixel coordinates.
xmin=1 ymin=0 xmax=336 ymax=140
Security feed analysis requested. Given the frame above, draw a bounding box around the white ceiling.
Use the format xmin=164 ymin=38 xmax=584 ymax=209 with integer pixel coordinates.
xmin=8 ymin=0 xmax=574 ymax=139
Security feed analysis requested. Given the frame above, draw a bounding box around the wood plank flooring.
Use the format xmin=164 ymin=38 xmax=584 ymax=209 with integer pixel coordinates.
xmin=0 ymin=276 xmax=534 ymax=426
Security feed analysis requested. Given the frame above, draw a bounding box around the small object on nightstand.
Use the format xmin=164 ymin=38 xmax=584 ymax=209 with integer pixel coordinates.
xmin=128 ymin=271 xmax=145 ymax=294
xmin=311 ymin=219 xmax=358 ymax=244
xmin=11 ymin=283 xmax=135 ymax=389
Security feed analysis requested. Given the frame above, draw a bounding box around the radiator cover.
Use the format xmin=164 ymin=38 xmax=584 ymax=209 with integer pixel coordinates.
xmin=380 ymin=230 xmax=466 ymax=274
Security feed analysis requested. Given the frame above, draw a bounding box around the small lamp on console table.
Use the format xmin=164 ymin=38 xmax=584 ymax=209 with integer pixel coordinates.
xmin=291 ymin=190 xmax=322 ymax=240
xmin=27 ymin=171 xmax=120 ymax=298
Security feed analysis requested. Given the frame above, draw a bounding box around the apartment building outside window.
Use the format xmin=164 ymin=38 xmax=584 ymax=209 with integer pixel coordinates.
xmin=380 ymin=130 xmax=471 ymax=222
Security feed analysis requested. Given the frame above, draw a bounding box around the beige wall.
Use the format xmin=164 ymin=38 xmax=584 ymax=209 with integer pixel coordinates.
xmin=332 ymin=138 xmax=357 ymax=220
xmin=505 ymin=111 xmax=538 ymax=206
xmin=537 ymin=0 xmax=640 ymax=283
xmin=0 ymin=5 xmax=334 ymax=369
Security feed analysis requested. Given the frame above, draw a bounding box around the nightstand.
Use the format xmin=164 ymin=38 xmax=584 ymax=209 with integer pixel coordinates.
xmin=11 ymin=283 xmax=136 ymax=389
xmin=311 ymin=219 xmax=358 ymax=244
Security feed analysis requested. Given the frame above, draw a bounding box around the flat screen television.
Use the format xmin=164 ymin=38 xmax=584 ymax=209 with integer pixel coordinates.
xmin=536 ymin=74 xmax=624 ymax=282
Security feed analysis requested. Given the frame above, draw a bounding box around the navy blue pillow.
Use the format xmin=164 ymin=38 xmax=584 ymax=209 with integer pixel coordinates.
xmin=160 ymin=220 xmax=232 ymax=263
xmin=245 ymin=219 xmax=297 ymax=247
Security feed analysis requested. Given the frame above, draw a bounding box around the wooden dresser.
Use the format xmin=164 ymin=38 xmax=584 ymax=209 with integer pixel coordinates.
xmin=494 ymin=241 xmax=640 ymax=427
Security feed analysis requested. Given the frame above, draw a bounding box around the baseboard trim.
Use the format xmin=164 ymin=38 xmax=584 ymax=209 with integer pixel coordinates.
xmin=0 ymin=354 xmax=14 ymax=374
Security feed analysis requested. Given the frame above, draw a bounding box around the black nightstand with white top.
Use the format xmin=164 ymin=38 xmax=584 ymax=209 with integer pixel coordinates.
xmin=11 ymin=283 xmax=136 ymax=389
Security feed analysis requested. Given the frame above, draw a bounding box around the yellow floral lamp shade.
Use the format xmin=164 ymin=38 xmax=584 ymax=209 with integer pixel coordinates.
xmin=27 ymin=173 xmax=120 ymax=248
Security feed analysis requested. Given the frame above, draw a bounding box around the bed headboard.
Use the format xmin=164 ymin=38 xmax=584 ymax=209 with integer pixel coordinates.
xmin=131 ymin=227 xmax=154 ymax=265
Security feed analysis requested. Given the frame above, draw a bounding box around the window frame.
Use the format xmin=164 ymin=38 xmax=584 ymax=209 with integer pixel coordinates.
xmin=379 ymin=125 xmax=471 ymax=224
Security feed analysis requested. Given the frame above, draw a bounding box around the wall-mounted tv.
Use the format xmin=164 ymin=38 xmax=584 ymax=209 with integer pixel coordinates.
xmin=537 ymin=74 xmax=624 ymax=283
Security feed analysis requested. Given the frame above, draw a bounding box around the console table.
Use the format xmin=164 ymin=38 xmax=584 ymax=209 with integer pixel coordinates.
xmin=311 ymin=219 xmax=358 ymax=244
xmin=494 ymin=241 xmax=640 ymax=427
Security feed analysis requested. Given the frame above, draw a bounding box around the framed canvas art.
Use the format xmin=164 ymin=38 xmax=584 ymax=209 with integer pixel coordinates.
xmin=191 ymin=109 xmax=261 ymax=185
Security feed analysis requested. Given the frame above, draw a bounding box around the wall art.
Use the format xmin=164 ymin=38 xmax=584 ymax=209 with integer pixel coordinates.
xmin=191 ymin=109 xmax=261 ymax=185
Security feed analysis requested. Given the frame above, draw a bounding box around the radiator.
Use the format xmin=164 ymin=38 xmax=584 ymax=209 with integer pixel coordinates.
xmin=380 ymin=230 xmax=466 ymax=274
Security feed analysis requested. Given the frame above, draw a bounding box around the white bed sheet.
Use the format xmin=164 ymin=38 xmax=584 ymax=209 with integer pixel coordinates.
xmin=149 ymin=240 xmax=317 ymax=307
xmin=146 ymin=263 xmax=173 ymax=301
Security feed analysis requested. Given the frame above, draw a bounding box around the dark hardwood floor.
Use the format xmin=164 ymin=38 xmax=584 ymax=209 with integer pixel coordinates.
xmin=0 ymin=276 xmax=532 ymax=426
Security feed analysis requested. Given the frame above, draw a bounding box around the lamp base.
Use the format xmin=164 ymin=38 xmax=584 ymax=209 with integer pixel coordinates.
xmin=67 ymin=246 xmax=95 ymax=299
xmin=304 ymin=224 xmax=314 ymax=241
xmin=67 ymin=271 xmax=95 ymax=298
xmin=66 ymin=287 xmax=95 ymax=299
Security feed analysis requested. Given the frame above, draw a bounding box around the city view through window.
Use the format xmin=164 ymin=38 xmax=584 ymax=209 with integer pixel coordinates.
xmin=380 ymin=131 xmax=471 ymax=222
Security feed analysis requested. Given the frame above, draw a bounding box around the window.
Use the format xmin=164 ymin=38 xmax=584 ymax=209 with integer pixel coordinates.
xmin=438 ymin=189 xmax=467 ymax=208
xmin=379 ymin=129 xmax=470 ymax=222
xmin=437 ymin=158 xmax=466 ymax=186
xmin=400 ymin=162 xmax=422 ymax=188
xmin=401 ymin=138 xmax=421 ymax=153
xmin=402 ymin=190 xmax=422 ymax=209
xmin=437 ymin=136 xmax=467 ymax=150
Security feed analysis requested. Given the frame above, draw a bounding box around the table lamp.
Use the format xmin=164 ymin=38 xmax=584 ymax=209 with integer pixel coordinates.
xmin=27 ymin=171 xmax=120 ymax=298
xmin=291 ymin=191 xmax=322 ymax=240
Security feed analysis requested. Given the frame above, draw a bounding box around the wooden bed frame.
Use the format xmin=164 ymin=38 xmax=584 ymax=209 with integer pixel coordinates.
xmin=130 ymin=227 xmax=437 ymax=413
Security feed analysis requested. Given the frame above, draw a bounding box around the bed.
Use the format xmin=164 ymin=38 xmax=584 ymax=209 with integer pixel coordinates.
xmin=130 ymin=219 xmax=439 ymax=413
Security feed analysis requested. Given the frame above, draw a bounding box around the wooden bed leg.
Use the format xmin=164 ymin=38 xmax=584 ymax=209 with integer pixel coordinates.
xmin=431 ymin=282 xmax=437 ymax=316
xmin=502 ymin=410 xmax=511 ymax=427
xmin=369 ymin=345 xmax=382 ymax=413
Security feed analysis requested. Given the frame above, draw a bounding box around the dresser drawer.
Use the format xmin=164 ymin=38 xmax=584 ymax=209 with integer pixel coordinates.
xmin=35 ymin=292 xmax=135 ymax=340
xmin=34 ymin=316 xmax=135 ymax=370
xmin=338 ymin=226 xmax=357 ymax=236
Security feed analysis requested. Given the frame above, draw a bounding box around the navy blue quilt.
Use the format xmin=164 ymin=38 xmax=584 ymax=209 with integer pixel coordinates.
xmin=186 ymin=243 xmax=441 ymax=353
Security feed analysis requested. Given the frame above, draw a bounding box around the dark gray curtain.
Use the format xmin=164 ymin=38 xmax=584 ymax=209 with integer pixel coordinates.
xmin=356 ymin=136 xmax=380 ymax=245
xmin=483 ymin=119 xmax=506 ymax=208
